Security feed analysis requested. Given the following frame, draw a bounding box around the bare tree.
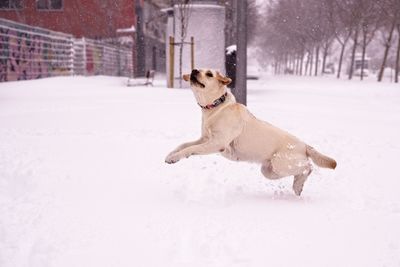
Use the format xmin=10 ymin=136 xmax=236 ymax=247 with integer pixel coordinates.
xmin=359 ymin=0 xmax=381 ymax=80
xmin=259 ymin=0 xmax=336 ymax=77
xmin=312 ymin=0 xmax=334 ymax=76
xmin=257 ymin=0 xmax=400 ymax=82
xmin=176 ymin=0 xmax=191 ymax=88
xmin=344 ymin=0 xmax=364 ymax=80
xmin=247 ymin=0 xmax=259 ymax=45
xmin=377 ymin=0 xmax=398 ymax=82
xmin=320 ymin=1 xmax=335 ymax=75
xmin=329 ymin=0 xmax=354 ymax=78
xmin=393 ymin=1 xmax=400 ymax=83
xmin=396 ymin=23 xmax=400 ymax=83
xmin=321 ymin=38 xmax=333 ymax=74
xmin=348 ymin=26 xmax=360 ymax=80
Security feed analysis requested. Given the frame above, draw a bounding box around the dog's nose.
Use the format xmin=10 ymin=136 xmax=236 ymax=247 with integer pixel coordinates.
xmin=190 ymin=69 xmax=199 ymax=81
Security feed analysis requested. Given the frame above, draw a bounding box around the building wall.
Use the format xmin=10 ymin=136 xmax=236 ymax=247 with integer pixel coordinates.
xmin=168 ymin=3 xmax=226 ymax=88
xmin=145 ymin=36 xmax=166 ymax=73
xmin=0 ymin=0 xmax=135 ymax=38
xmin=142 ymin=1 xmax=167 ymax=73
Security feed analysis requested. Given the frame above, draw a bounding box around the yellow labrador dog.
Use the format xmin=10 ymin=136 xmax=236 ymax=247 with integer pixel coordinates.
xmin=165 ymin=69 xmax=336 ymax=196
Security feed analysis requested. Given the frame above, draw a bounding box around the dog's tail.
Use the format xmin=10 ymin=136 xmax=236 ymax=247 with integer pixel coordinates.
xmin=306 ymin=145 xmax=337 ymax=169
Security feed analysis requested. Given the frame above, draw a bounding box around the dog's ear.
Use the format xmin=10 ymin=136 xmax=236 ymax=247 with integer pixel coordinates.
xmin=183 ymin=74 xmax=190 ymax=82
xmin=216 ymin=71 xmax=232 ymax=85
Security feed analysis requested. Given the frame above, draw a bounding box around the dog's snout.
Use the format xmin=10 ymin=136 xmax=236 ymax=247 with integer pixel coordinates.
xmin=191 ymin=69 xmax=199 ymax=80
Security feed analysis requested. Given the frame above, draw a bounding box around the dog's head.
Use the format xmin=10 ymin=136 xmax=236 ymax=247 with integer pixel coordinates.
xmin=183 ymin=69 xmax=231 ymax=90
xmin=182 ymin=69 xmax=231 ymax=107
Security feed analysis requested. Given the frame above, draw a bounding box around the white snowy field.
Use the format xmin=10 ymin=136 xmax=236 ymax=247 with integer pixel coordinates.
xmin=0 ymin=75 xmax=400 ymax=267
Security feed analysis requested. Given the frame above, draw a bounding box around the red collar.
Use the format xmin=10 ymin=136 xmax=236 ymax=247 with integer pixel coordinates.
xmin=198 ymin=92 xmax=228 ymax=110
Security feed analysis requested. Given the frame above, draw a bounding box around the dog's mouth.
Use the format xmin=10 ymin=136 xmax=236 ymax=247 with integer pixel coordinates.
xmin=190 ymin=73 xmax=205 ymax=88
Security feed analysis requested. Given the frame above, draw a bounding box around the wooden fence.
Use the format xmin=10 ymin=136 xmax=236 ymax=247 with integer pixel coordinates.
xmin=73 ymin=38 xmax=133 ymax=77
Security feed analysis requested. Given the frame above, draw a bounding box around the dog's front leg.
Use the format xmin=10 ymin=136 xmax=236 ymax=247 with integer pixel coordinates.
xmin=165 ymin=140 xmax=225 ymax=164
xmin=166 ymin=137 xmax=204 ymax=156
xmin=165 ymin=138 xmax=205 ymax=162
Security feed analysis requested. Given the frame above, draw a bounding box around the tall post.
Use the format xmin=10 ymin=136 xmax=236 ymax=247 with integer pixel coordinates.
xmin=191 ymin=36 xmax=194 ymax=70
xmin=82 ymin=38 xmax=87 ymax=76
xmin=235 ymin=0 xmax=247 ymax=105
xmin=117 ymin=42 xmax=121 ymax=77
xmin=169 ymin=36 xmax=175 ymax=88
xmin=395 ymin=33 xmax=400 ymax=83
xmin=135 ymin=1 xmax=146 ymax=77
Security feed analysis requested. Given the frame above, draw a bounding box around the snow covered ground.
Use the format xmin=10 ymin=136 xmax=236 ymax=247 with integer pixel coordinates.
xmin=0 ymin=75 xmax=400 ymax=267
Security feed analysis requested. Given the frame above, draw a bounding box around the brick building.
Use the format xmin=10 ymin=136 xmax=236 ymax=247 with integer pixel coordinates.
xmin=0 ymin=0 xmax=168 ymax=75
xmin=0 ymin=0 xmax=136 ymax=39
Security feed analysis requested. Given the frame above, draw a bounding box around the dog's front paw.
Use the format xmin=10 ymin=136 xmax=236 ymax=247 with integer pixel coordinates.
xmin=165 ymin=153 xmax=181 ymax=164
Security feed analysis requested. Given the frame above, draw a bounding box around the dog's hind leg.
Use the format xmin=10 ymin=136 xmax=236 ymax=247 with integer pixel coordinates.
xmin=269 ymin=151 xmax=314 ymax=195
xmin=261 ymin=160 xmax=284 ymax=180
xmin=292 ymin=166 xmax=312 ymax=196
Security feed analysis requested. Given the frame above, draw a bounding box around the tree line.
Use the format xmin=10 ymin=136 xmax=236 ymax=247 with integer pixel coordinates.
xmin=257 ymin=0 xmax=400 ymax=82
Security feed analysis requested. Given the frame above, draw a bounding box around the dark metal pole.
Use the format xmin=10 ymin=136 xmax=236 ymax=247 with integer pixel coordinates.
xmin=235 ymin=0 xmax=247 ymax=105
xmin=135 ymin=1 xmax=146 ymax=77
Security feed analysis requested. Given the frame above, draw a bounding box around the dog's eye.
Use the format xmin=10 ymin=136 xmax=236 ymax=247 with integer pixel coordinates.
xmin=206 ymin=72 xmax=213 ymax=77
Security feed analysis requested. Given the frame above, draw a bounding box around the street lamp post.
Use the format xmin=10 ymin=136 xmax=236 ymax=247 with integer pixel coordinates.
xmin=135 ymin=1 xmax=146 ymax=78
xmin=235 ymin=0 xmax=247 ymax=105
